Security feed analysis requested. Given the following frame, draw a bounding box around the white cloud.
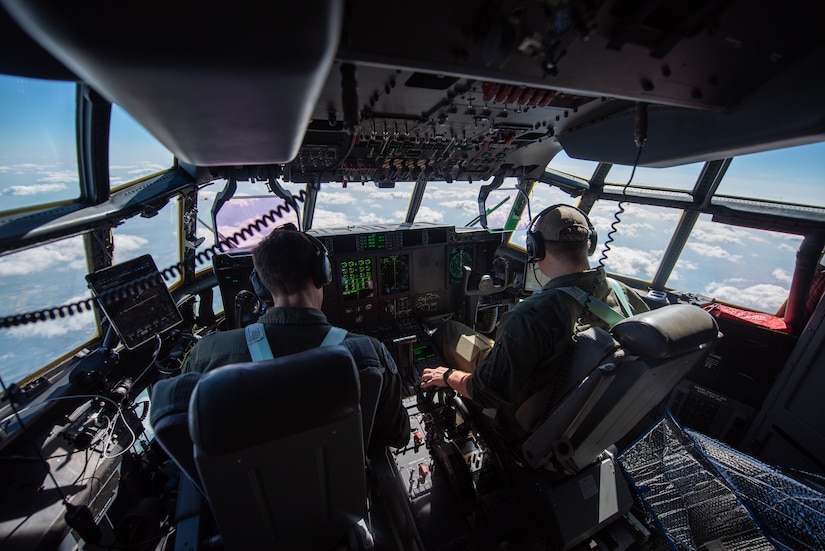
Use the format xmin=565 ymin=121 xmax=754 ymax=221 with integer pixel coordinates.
xmin=313 ymin=209 xmax=352 ymax=229
xmin=368 ymin=190 xmax=409 ymax=201
xmin=109 ymin=161 xmax=168 ymax=175
xmin=691 ymin=220 xmax=770 ymax=245
xmin=778 ymin=242 xmax=797 ymax=253
xmin=589 ymin=203 xmax=680 ymax=239
xmin=222 ymin=197 xmax=272 ymax=208
xmin=686 ymin=242 xmax=743 ymax=262
xmin=426 ymin=187 xmax=478 ymax=201
xmin=38 ymin=170 xmax=78 ymax=185
xmin=415 ymin=206 xmax=445 ymax=224
xmin=0 ymin=239 xmax=85 ymax=276
xmin=113 ymin=234 xmax=149 ymax=252
xmin=590 ymin=202 xmax=676 ymax=221
xmin=126 ymin=165 xmax=165 ymax=175
xmin=440 ymin=200 xmax=477 ymax=217
xmin=703 ymin=282 xmax=788 ymax=312
xmin=599 ymin=246 xmax=662 ymax=279
xmin=605 ymin=221 xmax=654 ymax=239
xmin=319 ymin=193 xmax=357 ymax=205
xmin=6 ymin=308 xmax=95 ymax=339
xmin=772 ymin=268 xmax=793 ymax=284
xmin=358 ymin=211 xmax=396 ymax=224
xmin=2 ymin=183 xmax=68 ymax=196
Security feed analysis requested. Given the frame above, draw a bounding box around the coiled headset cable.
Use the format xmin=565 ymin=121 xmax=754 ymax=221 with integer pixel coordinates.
xmin=0 ymin=190 xmax=306 ymax=329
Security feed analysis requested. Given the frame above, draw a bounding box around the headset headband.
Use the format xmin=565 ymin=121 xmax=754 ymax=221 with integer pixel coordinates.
xmin=525 ymin=204 xmax=598 ymax=260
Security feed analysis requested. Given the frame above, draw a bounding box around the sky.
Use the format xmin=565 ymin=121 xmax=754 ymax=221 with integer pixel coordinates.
xmin=0 ymin=73 xmax=823 ymax=384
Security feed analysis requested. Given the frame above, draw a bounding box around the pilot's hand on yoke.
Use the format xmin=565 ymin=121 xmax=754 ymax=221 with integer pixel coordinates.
xmin=420 ymin=366 xmax=450 ymax=389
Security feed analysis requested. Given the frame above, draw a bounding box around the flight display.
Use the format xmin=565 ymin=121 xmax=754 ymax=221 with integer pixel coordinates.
xmin=380 ymin=254 xmax=410 ymax=295
xmin=340 ymin=258 xmax=374 ymax=301
xmin=448 ymin=247 xmax=473 ymax=285
xmin=362 ymin=233 xmax=386 ymax=250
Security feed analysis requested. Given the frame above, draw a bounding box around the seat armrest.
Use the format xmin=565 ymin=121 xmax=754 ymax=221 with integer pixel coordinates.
xmin=612 ymin=304 xmax=720 ymax=359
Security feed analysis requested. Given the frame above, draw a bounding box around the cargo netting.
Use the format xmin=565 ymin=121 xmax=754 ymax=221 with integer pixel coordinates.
xmin=619 ymin=414 xmax=776 ymax=550
xmin=686 ymin=428 xmax=825 ymax=551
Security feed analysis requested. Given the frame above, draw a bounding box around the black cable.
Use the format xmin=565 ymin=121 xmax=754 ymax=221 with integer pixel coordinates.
xmin=0 ymin=374 xmax=72 ymax=504
xmin=595 ymin=143 xmax=642 ymax=271
xmin=0 ymin=393 xmax=126 ymax=427
xmin=0 ymin=191 xmax=306 ymax=330
xmin=128 ymin=334 xmax=162 ymax=394
xmin=0 ymin=373 xmax=105 ymax=542
xmin=517 ymin=186 xmax=545 ymax=289
xmin=574 ymin=142 xmax=644 ymax=333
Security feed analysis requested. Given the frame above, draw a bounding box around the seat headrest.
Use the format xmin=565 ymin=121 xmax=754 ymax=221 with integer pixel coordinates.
xmin=189 ymin=346 xmax=360 ymax=456
xmin=611 ymin=304 xmax=720 ymax=359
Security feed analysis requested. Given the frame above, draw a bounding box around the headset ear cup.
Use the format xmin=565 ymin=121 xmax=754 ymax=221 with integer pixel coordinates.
xmin=250 ymin=270 xmax=270 ymax=302
xmin=526 ymin=229 xmax=545 ymax=261
xmin=307 ymin=233 xmax=333 ymax=288
xmin=315 ymin=251 xmax=332 ymax=288
xmin=588 ymin=228 xmax=598 ymax=256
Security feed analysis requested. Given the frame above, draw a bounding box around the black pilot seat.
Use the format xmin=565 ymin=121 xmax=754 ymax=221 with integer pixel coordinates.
xmin=510 ymin=303 xmax=722 ymax=550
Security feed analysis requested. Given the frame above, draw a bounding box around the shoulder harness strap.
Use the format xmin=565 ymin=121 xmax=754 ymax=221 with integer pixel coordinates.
xmin=320 ymin=325 xmax=348 ymax=346
xmin=557 ymin=286 xmax=626 ymax=327
xmin=244 ymin=323 xmax=348 ymax=361
xmin=244 ymin=322 xmax=275 ymax=361
xmin=607 ymin=277 xmax=633 ymax=318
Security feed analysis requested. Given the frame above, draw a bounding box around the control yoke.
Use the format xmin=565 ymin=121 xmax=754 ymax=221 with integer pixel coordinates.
xmin=462 ymin=265 xmax=506 ymax=296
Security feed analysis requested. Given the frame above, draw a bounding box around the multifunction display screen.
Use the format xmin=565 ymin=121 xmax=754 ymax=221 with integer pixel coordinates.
xmin=340 ymin=258 xmax=374 ymax=301
xmin=380 ymin=254 xmax=410 ymax=295
xmin=362 ymin=233 xmax=385 ymax=250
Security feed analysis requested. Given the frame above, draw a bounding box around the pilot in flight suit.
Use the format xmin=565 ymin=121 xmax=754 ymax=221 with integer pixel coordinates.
xmin=420 ymin=205 xmax=649 ymax=442
xmin=182 ymin=224 xmax=410 ymax=450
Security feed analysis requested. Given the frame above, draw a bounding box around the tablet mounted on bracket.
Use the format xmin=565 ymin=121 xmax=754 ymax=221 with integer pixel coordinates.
xmin=86 ymin=255 xmax=183 ymax=350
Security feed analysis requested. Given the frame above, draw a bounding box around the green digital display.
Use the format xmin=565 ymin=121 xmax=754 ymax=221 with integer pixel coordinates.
xmin=363 ymin=233 xmax=386 ymax=250
xmin=413 ymin=344 xmax=436 ymax=363
xmin=448 ymin=247 xmax=472 ymax=285
xmin=380 ymin=254 xmax=410 ymax=295
xmin=340 ymin=258 xmax=374 ymax=301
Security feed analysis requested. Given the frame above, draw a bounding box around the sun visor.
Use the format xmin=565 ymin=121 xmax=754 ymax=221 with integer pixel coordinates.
xmin=3 ymin=1 xmax=343 ymax=166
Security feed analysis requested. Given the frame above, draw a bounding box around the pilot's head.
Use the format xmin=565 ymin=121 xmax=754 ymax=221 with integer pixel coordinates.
xmin=527 ymin=204 xmax=596 ymax=271
xmin=252 ymin=224 xmax=331 ymax=304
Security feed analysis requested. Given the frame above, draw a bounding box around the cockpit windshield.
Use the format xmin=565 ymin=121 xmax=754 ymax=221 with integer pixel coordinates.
xmin=314 ymin=182 xmax=414 ymax=227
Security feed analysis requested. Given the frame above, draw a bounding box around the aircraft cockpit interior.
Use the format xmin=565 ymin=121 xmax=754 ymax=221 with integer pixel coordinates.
xmin=1 ymin=1 xmax=824 ymax=550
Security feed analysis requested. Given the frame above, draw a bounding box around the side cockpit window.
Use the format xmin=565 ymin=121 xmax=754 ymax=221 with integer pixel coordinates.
xmin=109 ymin=105 xmax=174 ymax=190
xmin=0 ymin=236 xmax=95 ymax=385
xmin=0 ymin=75 xmax=78 ymax=214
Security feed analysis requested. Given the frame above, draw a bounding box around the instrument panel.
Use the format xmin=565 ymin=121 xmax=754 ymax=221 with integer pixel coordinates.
xmin=212 ymin=224 xmax=501 ymax=331
xmin=315 ymin=224 xmax=499 ymax=329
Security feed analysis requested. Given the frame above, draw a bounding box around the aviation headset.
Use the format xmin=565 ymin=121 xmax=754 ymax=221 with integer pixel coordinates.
xmin=525 ymin=204 xmax=598 ymax=261
xmin=250 ymin=230 xmax=333 ymax=301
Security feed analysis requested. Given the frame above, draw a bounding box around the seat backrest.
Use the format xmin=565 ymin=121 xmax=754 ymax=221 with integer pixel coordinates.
xmin=521 ymin=303 xmax=722 ymax=474
xmin=149 ymin=372 xmax=205 ymax=494
xmin=189 ymin=345 xmax=367 ymax=551
xmin=339 ymin=336 xmax=384 ymax=449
